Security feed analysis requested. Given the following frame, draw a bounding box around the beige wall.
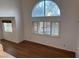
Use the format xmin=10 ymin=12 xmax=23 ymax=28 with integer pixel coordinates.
xmin=21 ymin=0 xmax=79 ymax=54
xmin=0 ymin=0 xmax=24 ymax=43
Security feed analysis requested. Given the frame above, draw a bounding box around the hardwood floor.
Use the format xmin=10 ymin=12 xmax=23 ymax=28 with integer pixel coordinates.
xmin=1 ymin=39 xmax=75 ymax=58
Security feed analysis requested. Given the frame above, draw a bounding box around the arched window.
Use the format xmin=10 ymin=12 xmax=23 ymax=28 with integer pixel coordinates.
xmin=32 ymin=0 xmax=60 ymax=36
xmin=32 ymin=0 xmax=60 ymax=17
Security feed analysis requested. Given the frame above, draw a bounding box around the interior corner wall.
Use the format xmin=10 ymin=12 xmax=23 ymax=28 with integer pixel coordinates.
xmin=0 ymin=0 xmax=24 ymax=43
xmin=21 ymin=0 xmax=79 ymax=53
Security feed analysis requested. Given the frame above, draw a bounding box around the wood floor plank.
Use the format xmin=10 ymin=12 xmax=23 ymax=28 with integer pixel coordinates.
xmin=1 ymin=39 xmax=75 ymax=58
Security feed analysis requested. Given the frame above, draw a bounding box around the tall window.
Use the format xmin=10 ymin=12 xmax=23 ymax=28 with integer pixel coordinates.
xmin=32 ymin=0 xmax=60 ymax=17
xmin=32 ymin=0 xmax=60 ymax=36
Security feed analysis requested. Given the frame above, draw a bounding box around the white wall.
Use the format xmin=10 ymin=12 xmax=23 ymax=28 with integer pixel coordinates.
xmin=75 ymin=0 xmax=79 ymax=57
xmin=21 ymin=0 xmax=79 ymax=54
xmin=0 ymin=0 xmax=79 ymax=57
xmin=0 ymin=0 xmax=24 ymax=43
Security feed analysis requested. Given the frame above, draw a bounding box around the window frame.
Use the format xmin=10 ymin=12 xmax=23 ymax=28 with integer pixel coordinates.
xmin=32 ymin=20 xmax=60 ymax=37
xmin=32 ymin=0 xmax=61 ymax=17
xmin=32 ymin=0 xmax=61 ymax=38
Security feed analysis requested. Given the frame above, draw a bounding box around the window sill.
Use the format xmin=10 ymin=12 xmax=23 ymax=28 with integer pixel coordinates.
xmin=32 ymin=33 xmax=61 ymax=38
